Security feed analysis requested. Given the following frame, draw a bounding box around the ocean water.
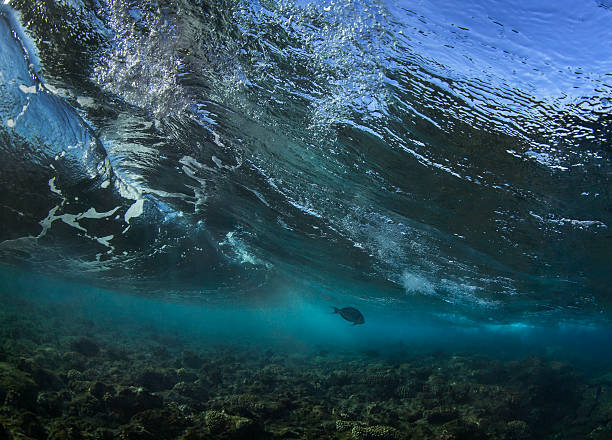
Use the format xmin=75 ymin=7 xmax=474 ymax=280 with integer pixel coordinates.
xmin=0 ymin=0 xmax=611 ymax=438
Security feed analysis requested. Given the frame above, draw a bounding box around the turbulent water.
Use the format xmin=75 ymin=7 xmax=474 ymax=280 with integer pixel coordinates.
xmin=0 ymin=0 xmax=611 ymax=326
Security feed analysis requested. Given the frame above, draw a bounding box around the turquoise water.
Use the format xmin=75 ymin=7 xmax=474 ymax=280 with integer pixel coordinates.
xmin=3 ymin=266 xmax=612 ymax=365
xmin=0 ymin=0 xmax=611 ymax=437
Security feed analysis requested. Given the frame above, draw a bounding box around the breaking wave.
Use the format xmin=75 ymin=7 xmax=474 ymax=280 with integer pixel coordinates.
xmin=0 ymin=0 xmax=610 ymax=324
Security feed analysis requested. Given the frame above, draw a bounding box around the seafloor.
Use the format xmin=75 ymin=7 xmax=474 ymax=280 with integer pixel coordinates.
xmin=0 ymin=286 xmax=611 ymax=440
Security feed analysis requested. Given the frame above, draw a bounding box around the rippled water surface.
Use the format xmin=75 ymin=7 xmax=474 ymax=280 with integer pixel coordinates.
xmin=0 ymin=0 xmax=610 ymax=324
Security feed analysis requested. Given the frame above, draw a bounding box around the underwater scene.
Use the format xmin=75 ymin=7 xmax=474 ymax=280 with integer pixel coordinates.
xmin=0 ymin=0 xmax=611 ymax=438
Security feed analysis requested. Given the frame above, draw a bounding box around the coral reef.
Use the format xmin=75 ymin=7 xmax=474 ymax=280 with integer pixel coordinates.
xmin=0 ymin=291 xmax=610 ymax=440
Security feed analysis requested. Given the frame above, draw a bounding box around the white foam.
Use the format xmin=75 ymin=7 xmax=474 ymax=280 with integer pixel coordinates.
xmin=212 ymin=156 xmax=223 ymax=168
xmin=115 ymin=177 xmax=140 ymax=201
xmin=76 ymin=96 xmax=95 ymax=107
xmin=219 ymin=231 xmax=270 ymax=267
xmin=48 ymin=177 xmax=62 ymax=197
xmin=18 ymin=84 xmax=37 ymax=94
xmin=401 ymin=271 xmax=436 ymax=296
xmin=287 ymin=198 xmax=323 ymax=219
xmin=124 ymin=199 xmax=144 ymax=224
xmin=95 ymin=234 xmax=114 ymax=249
xmin=6 ymin=103 xmax=30 ymax=128
xmin=79 ymin=207 xmax=120 ymax=219
xmin=529 ymin=211 xmax=607 ymax=229
xmin=398 ymin=143 xmax=462 ymax=179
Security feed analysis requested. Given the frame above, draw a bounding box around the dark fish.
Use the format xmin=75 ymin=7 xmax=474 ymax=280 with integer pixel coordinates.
xmin=333 ymin=307 xmax=365 ymax=325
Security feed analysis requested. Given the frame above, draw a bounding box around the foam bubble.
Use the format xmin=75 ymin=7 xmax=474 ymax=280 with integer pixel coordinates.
xmin=401 ymin=271 xmax=435 ymax=296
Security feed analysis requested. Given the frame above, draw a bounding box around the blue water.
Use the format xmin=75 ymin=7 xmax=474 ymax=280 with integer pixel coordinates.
xmin=3 ymin=265 xmax=612 ymax=374
xmin=0 ymin=0 xmax=611 ymax=336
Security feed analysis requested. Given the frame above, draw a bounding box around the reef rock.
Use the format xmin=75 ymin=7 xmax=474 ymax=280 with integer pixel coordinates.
xmin=36 ymin=390 xmax=64 ymax=417
xmin=69 ymin=337 xmax=100 ymax=357
xmin=182 ymin=351 xmax=204 ymax=369
xmin=351 ymin=424 xmax=404 ymax=440
xmin=336 ymin=420 xmax=367 ymax=432
xmin=132 ymin=369 xmax=177 ymax=392
xmin=504 ymin=420 xmax=531 ymax=440
xmin=103 ymin=386 xmax=163 ymax=419
xmin=204 ymin=409 xmax=260 ymax=439
xmin=0 ymin=361 xmax=39 ymax=409
xmin=424 ymin=407 xmax=459 ymax=424
xmin=172 ymin=381 xmax=208 ymax=400
xmin=47 ymin=418 xmax=93 ymax=440
xmin=176 ymin=367 xmax=198 ymax=383
xmin=120 ymin=407 xmax=189 ymax=439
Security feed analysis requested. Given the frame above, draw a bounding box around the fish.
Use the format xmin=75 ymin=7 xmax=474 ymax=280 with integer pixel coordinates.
xmin=333 ymin=307 xmax=365 ymax=325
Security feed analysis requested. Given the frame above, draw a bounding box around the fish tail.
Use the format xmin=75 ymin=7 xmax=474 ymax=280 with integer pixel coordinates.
xmin=332 ymin=307 xmax=339 ymax=314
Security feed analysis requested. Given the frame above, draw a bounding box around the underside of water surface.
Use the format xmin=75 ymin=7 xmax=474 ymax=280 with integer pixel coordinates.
xmin=1 ymin=0 xmax=610 ymax=322
xmin=0 ymin=0 xmax=611 ymax=438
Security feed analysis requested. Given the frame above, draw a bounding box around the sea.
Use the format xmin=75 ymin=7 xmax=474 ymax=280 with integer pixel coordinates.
xmin=0 ymin=1 xmax=611 ymax=439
